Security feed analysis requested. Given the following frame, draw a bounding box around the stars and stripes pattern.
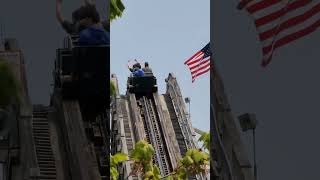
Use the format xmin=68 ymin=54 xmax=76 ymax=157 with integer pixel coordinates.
xmin=184 ymin=43 xmax=211 ymax=82
xmin=238 ymin=0 xmax=320 ymax=67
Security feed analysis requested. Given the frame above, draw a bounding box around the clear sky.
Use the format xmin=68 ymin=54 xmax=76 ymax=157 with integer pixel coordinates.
xmin=111 ymin=0 xmax=210 ymax=131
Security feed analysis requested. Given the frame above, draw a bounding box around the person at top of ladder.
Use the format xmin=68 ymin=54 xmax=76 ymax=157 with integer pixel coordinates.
xmin=128 ymin=59 xmax=142 ymax=72
xmin=142 ymin=62 xmax=153 ymax=74
xmin=128 ymin=60 xmax=144 ymax=76
xmin=55 ymin=0 xmax=109 ymax=35
xmin=132 ymin=66 xmax=144 ymax=77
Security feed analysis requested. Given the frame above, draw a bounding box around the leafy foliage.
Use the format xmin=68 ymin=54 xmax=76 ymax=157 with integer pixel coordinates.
xmin=173 ymin=149 xmax=209 ymax=179
xmin=130 ymin=140 xmax=161 ymax=180
xmin=112 ymin=138 xmax=210 ymax=179
xmin=198 ymin=131 xmax=210 ymax=151
xmin=110 ymin=0 xmax=125 ymax=22
xmin=0 ymin=60 xmax=20 ymax=107
xmin=129 ymin=141 xmax=209 ymax=180
xmin=110 ymin=153 xmax=128 ymax=180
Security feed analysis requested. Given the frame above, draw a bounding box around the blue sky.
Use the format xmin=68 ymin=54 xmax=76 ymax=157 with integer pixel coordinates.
xmin=111 ymin=0 xmax=210 ymax=131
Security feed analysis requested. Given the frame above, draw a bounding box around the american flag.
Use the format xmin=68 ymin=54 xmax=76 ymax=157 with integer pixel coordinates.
xmin=184 ymin=43 xmax=211 ymax=82
xmin=238 ymin=0 xmax=320 ymax=67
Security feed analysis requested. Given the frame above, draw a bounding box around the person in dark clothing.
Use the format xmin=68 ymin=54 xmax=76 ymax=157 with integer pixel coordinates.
xmin=142 ymin=62 xmax=152 ymax=73
xmin=56 ymin=0 xmax=109 ymax=35
xmin=133 ymin=62 xmax=141 ymax=69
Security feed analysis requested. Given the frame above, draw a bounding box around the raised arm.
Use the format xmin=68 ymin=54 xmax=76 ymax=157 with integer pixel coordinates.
xmin=56 ymin=0 xmax=64 ymax=24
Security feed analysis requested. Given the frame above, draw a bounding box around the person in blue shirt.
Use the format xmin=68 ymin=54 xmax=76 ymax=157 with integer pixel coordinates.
xmin=132 ymin=67 xmax=144 ymax=77
xmin=77 ymin=4 xmax=110 ymax=45
xmin=128 ymin=60 xmax=138 ymax=72
xmin=79 ymin=26 xmax=110 ymax=45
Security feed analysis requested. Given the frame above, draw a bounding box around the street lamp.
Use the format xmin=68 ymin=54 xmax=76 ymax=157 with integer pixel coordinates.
xmin=184 ymin=97 xmax=191 ymax=119
xmin=184 ymin=97 xmax=196 ymax=137
xmin=238 ymin=113 xmax=258 ymax=180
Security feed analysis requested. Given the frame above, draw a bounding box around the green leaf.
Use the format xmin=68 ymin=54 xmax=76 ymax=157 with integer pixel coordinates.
xmin=177 ymin=167 xmax=187 ymax=180
xmin=144 ymin=163 xmax=153 ymax=172
xmin=110 ymin=167 xmax=119 ymax=180
xmin=177 ymin=149 xmax=210 ymax=178
xmin=110 ymin=0 xmax=125 ymax=22
xmin=130 ymin=140 xmax=160 ymax=179
xmin=144 ymin=171 xmax=153 ymax=178
xmin=182 ymin=155 xmax=194 ymax=166
xmin=131 ymin=140 xmax=155 ymax=162
xmin=192 ymin=151 xmax=203 ymax=164
xmin=110 ymin=155 xmax=116 ymax=167
xmin=113 ymin=153 xmax=128 ymax=164
xmin=152 ymin=165 xmax=161 ymax=179
xmin=110 ymin=153 xmax=128 ymax=179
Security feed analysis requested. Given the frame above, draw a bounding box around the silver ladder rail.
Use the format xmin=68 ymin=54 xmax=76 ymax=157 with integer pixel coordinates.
xmin=137 ymin=97 xmax=160 ymax=169
xmin=141 ymin=96 xmax=170 ymax=176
